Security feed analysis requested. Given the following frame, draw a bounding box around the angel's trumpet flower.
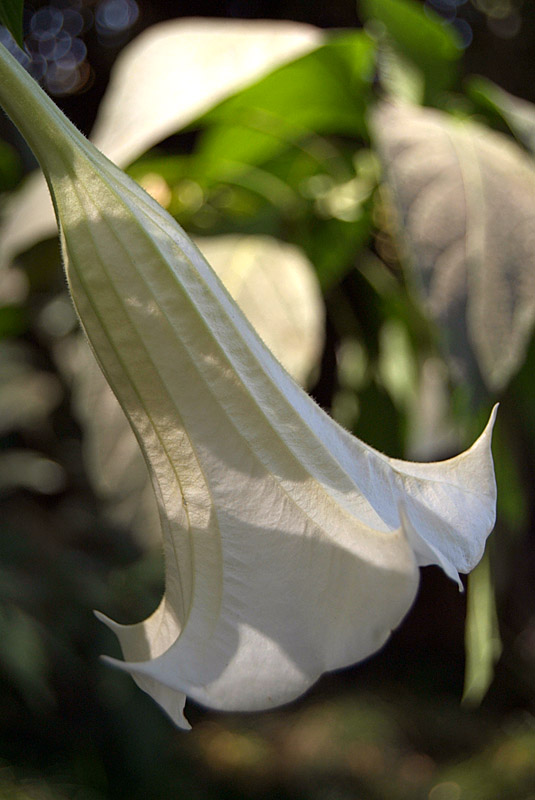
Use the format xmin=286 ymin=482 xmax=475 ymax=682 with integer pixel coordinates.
xmin=0 ymin=42 xmax=497 ymax=729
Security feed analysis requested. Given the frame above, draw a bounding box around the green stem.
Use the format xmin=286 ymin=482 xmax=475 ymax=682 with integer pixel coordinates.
xmin=0 ymin=42 xmax=83 ymax=177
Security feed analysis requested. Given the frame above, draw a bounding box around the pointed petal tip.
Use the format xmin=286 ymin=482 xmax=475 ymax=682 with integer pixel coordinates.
xmin=485 ymin=403 xmax=499 ymax=435
xmin=469 ymin=403 xmax=498 ymax=506
xmin=98 ymin=655 xmax=192 ymax=730
xmin=398 ymin=502 xmax=463 ymax=590
xmin=465 ymin=403 xmax=498 ymax=457
xmin=94 ymin=609 xmax=122 ymax=633
xmin=99 ymin=652 xmax=128 ymax=671
xmin=98 ymin=654 xmax=165 ymax=686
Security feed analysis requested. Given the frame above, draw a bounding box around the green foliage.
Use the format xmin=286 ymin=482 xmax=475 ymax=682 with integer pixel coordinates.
xmin=463 ymin=549 xmax=502 ymax=706
xmin=0 ymin=139 xmax=21 ymax=191
xmin=198 ymin=32 xmax=375 ymax=165
xmin=0 ymin=0 xmax=23 ymax=47
xmin=359 ymin=0 xmax=462 ymax=100
xmin=467 ymin=75 xmax=535 ymax=154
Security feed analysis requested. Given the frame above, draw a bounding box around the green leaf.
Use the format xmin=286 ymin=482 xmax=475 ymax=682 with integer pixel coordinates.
xmin=375 ymin=40 xmax=425 ymax=105
xmin=0 ymin=303 xmax=27 ymax=338
xmin=0 ymin=138 xmax=21 ymax=190
xmin=467 ymin=75 xmax=535 ymax=155
xmin=462 ymin=548 xmax=502 ymax=706
xmin=303 ymin=212 xmax=373 ymax=290
xmin=0 ymin=0 xmax=23 ymax=49
xmin=359 ymin=0 xmax=462 ymax=100
xmin=372 ymin=102 xmax=535 ymax=395
xmin=196 ymin=32 xmax=375 ymax=169
xmin=0 ymin=19 xmax=326 ymax=267
xmin=0 ymin=605 xmax=53 ymax=708
xmin=90 ymin=19 xmax=324 ymax=168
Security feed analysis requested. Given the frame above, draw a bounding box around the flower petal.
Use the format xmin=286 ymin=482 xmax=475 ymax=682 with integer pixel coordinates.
xmin=0 ymin=42 xmax=497 ymax=728
xmin=66 ymin=233 xmax=324 ymax=549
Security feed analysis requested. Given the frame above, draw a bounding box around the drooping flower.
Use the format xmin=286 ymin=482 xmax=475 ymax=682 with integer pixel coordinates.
xmin=0 ymin=42 xmax=497 ymax=730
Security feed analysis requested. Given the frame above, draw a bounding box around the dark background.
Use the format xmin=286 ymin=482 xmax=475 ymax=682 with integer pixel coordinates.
xmin=34 ymin=0 xmax=535 ymax=129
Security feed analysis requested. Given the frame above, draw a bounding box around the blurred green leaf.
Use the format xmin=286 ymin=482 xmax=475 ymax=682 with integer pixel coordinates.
xmin=127 ymin=153 xmax=191 ymax=186
xmin=467 ymin=76 xmax=535 ymax=155
xmin=377 ymin=318 xmax=417 ymax=412
xmin=129 ymin=134 xmax=376 ymax=290
xmin=375 ymin=40 xmax=425 ymax=104
xmin=89 ymin=18 xmax=324 ymax=169
xmin=360 ymin=0 xmax=462 ymax=100
xmin=372 ymin=101 xmax=535 ymax=395
xmin=303 ymin=212 xmax=373 ymax=289
xmin=490 ymin=411 xmax=528 ymax=533
xmin=462 ymin=549 xmax=502 ymax=706
xmin=0 ymin=304 xmax=27 ymax=338
xmin=0 ymin=0 xmax=23 ymax=49
xmin=353 ymin=378 xmax=403 ymax=455
xmin=196 ymin=32 xmax=375 ymax=169
xmin=0 ymin=139 xmax=21 ymax=191
xmin=0 ymin=605 xmax=53 ymax=709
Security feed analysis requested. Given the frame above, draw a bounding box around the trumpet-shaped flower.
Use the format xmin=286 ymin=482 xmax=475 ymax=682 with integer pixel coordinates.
xmin=0 ymin=42 xmax=497 ymax=730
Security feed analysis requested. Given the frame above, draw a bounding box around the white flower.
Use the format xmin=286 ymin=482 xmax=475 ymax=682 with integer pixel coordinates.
xmin=0 ymin=41 xmax=497 ymax=730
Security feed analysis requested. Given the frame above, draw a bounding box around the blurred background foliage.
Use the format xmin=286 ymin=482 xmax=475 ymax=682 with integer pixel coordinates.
xmin=1 ymin=0 xmax=535 ymax=798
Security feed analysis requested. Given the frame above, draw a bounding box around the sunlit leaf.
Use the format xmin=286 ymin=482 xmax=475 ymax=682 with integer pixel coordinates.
xmin=91 ymin=18 xmax=324 ymax=167
xmin=196 ymin=32 xmax=375 ymax=169
xmin=0 ymin=18 xmax=325 ymax=266
xmin=372 ymin=102 xmax=535 ymax=393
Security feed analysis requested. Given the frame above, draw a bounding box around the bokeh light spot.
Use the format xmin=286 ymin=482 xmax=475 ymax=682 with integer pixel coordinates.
xmin=95 ymin=0 xmax=139 ymax=37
